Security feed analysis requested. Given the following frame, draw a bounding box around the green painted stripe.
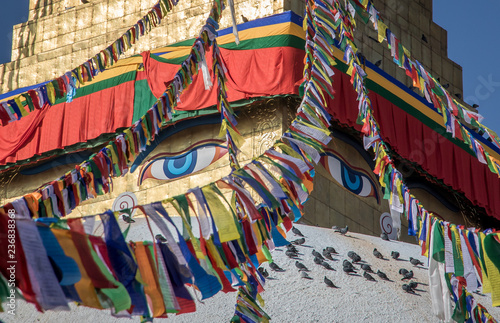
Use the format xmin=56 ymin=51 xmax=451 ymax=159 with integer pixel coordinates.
xmin=150 ymin=53 xmax=187 ymax=65
xmin=153 ymin=35 xmax=306 ymax=65
xmin=219 ymin=34 xmax=305 ymax=50
xmin=164 ymin=34 xmax=306 ymax=49
xmin=53 ymin=71 xmax=137 ymax=105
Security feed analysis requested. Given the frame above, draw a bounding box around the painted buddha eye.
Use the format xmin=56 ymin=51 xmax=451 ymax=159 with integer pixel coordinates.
xmin=320 ymin=150 xmax=379 ymax=202
xmin=138 ymin=140 xmax=227 ymax=184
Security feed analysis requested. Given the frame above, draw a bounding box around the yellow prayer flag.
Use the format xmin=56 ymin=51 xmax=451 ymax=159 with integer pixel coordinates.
xmin=14 ymin=96 xmax=28 ymax=117
xmin=201 ymin=185 xmax=240 ymax=242
xmin=45 ymin=83 xmax=56 ymax=105
xmin=378 ymin=21 xmax=388 ymax=43
xmin=206 ymin=239 xmax=227 ymax=269
xmin=483 ymin=233 xmax=500 ymax=306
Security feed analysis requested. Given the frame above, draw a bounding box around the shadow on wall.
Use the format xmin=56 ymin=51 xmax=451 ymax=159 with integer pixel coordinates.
xmin=32 ymin=0 xmax=55 ymax=20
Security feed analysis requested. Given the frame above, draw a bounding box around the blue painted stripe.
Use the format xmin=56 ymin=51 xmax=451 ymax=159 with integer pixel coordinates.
xmin=217 ymin=11 xmax=303 ymax=37
xmin=0 ymin=81 xmax=49 ymax=101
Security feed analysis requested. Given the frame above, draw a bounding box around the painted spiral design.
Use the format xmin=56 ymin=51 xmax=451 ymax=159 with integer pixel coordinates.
xmin=112 ymin=192 xmax=138 ymax=216
xmin=380 ymin=212 xmax=393 ymax=235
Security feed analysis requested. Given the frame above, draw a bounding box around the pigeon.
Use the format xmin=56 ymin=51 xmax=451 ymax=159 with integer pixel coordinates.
xmin=241 ymin=15 xmax=249 ymax=23
xmin=122 ymin=214 xmax=135 ymax=223
xmin=472 ymin=104 xmax=479 ymax=109
xmin=292 ymin=226 xmax=304 ymax=237
xmin=401 ymin=270 xmax=414 ymax=281
xmin=314 ymin=256 xmax=323 ymax=265
xmin=363 ymin=271 xmax=376 ymax=281
xmin=300 ymin=271 xmax=313 ymax=279
xmin=295 ymin=261 xmax=309 ymax=272
xmin=322 ymin=249 xmax=334 ymax=260
xmin=391 ymin=251 xmax=400 ymax=260
xmin=402 ymin=284 xmax=415 ymax=293
xmin=421 ymin=34 xmax=428 ymax=43
xmin=312 ymin=250 xmax=324 ymax=260
xmin=343 ymin=265 xmax=356 ymax=274
xmin=376 ymin=270 xmax=389 ymax=281
xmin=343 ymin=260 xmax=354 ymax=269
xmin=380 ymin=232 xmax=389 ymax=241
xmin=399 ymin=268 xmax=409 ymax=276
xmin=408 ymin=281 xmax=418 ymax=290
xmin=374 ymin=59 xmax=382 ymax=67
xmin=360 ymin=264 xmax=373 ymax=273
xmin=339 ymin=226 xmax=349 ymax=235
xmin=258 ymin=267 xmax=269 ymax=278
xmin=291 ymin=238 xmax=305 ymax=245
xmin=324 ymin=276 xmax=338 ymax=288
xmin=409 ymin=257 xmax=425 ymax=267
xmin=81 ymin=0 xmax=90 ymax=3
xmin=320 ymin=261 xmax=335 ymax=271
xmin=286 ymin=244 xmax=299 ymax=253
xmin=325 ymin=247 xmax=338 ymax=254
xmin=347 ymin=251 xmax=361 ymax=262
xmin=332 ymin=226 xmax=340 ymax=232
xmin=155 ymin=234 xmax=167 ymax=243
xmin=269 ymin=262 xmax=284 ymax=272
xmin=285 ymin=250 xmax=299 ymax=259
xmin=455 ymin=93 xmax=462 ymax=99
xmin=442 ymin=83 xmax=450 ymax=89
xmin=373 ymin=248 xmax=384 ymax=259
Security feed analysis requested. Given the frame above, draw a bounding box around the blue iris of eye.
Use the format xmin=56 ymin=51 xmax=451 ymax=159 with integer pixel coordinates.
xmin=163 ymin=150 xmax=198 ymax=178
xmin=341 ymin=165 xmax=363 ymax=195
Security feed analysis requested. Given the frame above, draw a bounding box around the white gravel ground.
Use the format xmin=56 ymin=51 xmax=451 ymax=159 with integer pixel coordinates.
xmin=1 ymin=222 xmax=499 ymax=323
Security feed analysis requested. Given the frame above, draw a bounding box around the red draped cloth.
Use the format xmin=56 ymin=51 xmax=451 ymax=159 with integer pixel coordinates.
xmin=326 ymin=70 xmax=500 ymax=221
xmin=0 ymin=47 xmax=304 ymax=166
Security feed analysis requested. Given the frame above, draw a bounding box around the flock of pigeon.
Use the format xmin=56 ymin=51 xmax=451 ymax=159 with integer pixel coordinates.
xmin=259 ymin=225 xmax=427 ymax=295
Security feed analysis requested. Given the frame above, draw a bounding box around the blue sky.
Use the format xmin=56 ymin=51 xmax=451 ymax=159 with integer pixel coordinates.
xmin=433 ymin=1 xmax=500 ymax=135
xmin=0 ymin=1 xmax=29 ymax=64
xmin=0 ymin=1 xmax=498 ymax=133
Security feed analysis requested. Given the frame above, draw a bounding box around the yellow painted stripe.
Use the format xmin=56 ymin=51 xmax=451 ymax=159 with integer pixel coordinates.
xmin=150 ymin=21 xmax=306 ymax=55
